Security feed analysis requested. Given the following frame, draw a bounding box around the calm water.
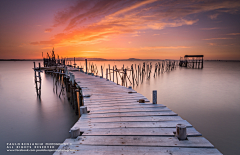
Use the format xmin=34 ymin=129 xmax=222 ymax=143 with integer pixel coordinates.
xmin=0 ymin=61 xmax=79 ymax=155
xmin=0 ymin=61 xmax=240 ymax=155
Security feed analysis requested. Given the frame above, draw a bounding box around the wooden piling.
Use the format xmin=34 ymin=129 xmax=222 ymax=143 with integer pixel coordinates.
xmin=85 ymin=59 xmax=87 ymax=73
xmin=176 ymin=124 xmax=187 ymax=140
xmin=153 ymin=90 xmax=157 ymax=104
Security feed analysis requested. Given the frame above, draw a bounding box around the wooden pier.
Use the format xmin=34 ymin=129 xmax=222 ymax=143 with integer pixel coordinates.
xmin=179 ymin=55 xmax=204 ymax=69
xmin=53 ymin=66 xmax=222 ymax=155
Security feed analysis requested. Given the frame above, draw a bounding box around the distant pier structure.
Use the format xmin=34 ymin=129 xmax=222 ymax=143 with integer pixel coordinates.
xmin=179 ymin=55 xmax=204 ymax=69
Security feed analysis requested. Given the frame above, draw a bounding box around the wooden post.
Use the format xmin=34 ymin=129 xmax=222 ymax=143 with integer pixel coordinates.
xmin=80 ymin=106 xmax=87 ymax=115
xmin=106 ymin=69 xmax=108 ymax=80
xmin=131 ymin=64 xmax=134 ymax=86
xmin=78 ymin=88 xmax=83 ymax=106
xmin=201 ymin=57 xmax=203 ymax=69
xmin=85 ymin=59 xmax=87 ymax=73
xmin=113 ymin=66 xmax=114 ymax=82
xmin=153 ymin=90 xmax=157 ymax=104
xmin=101 ymin=65 xmax=103 ymax=78
xmin=74 ymin=57 xmax=75 ymax=68
xmin=176 ymin=124 xmax=187 ymax=140
xmin=109 ymin=64 xmax=111 ymax=81
xmin=116 ymin=66 xmax=118 ymax=85
xmin=124 ymin=69 xmax=127 ymax=87
xmin=38 ymin=63 xmax=41 ymax=97
xmin=70 ymin=127 xmax=80 ymax=139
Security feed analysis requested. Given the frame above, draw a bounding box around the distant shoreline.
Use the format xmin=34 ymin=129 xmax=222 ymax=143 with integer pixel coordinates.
xmin=0 ymin=59 xmax=240 ymax=62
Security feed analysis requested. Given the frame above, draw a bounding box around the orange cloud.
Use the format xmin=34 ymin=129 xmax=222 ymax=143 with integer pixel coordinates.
xmin=44 ymin=28 xmax=53 ymax=33
xmin=31 ymin=0 xmax=240 ymax=47
xmin=200 ymin=27 xmax=220 ymax=30
xmin=227 ymin=33 xmax=240 ymax=35
xmin=203 ymin=38 xmax=233 ymax=40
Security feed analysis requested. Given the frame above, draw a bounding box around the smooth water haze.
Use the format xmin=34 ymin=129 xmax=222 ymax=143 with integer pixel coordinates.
xmin=0 ymin=61 xmax=79 ymax=155
xmin=0 ymin=61 xmax=240 ymax=155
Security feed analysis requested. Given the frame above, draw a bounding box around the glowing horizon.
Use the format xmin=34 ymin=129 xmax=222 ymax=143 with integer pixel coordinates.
xmin=0 ymin=0 xmax=240 ymax=60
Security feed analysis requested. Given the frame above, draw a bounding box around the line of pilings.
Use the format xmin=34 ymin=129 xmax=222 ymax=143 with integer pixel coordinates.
xmin=64 ymin=67 xmax=84 ymax=116
xmin=80 ymin=59 xmax=178 ymax=88
xmin=34 ymin=58 xmax=177 ymax=115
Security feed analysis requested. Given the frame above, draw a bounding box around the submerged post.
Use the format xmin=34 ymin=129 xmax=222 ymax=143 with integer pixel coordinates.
xmin=153 ymin=90 xmax=157 ymax=104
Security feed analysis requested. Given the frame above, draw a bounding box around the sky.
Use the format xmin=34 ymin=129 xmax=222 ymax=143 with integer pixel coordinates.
xmin=0 ymin=0 xmax=240 ymax=60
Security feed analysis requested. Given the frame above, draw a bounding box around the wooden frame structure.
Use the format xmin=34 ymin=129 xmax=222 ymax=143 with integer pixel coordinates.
xmin=179 ymin=55 xmax=204 ymax=69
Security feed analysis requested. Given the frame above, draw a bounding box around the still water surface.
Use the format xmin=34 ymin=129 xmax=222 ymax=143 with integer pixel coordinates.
xmin=0 ymin=61 xmax=240 ymax=155
xmin=0 ymin=61 xmax=78 ymax=155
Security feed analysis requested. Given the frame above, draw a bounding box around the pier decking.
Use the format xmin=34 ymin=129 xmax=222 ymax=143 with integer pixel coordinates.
xmin=53 ymin=67 xmax=221 ymax=155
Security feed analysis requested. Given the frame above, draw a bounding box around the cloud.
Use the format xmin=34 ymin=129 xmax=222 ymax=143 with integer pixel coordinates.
xmin=44 ymin=28 xmax=53 ymax=33
xmin=100 ymin=46 xmax=191 ymax=52
xmin=208 ymin=43 xmax=217 ymax=46
xmin=81 ymin=51 xmax=100 ymax=53
xmin=203 ymin=38 xmax=233 ymax=40
xmin=208 ymin=13 xmax=219 ymax=19
xmin=200 ymin=27 xmax=220 ymax=30
xmin=140 ymin=46 xmax=191 ymax=50
xmin=32 ymin=0 xmax=240 ymax=46
xmin=227 ymin=33 xmax=240 ymax=35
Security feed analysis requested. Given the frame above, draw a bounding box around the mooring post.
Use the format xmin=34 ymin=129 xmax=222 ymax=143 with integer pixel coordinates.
xmin=153 ymin=90 xmax=157 ymax=104
xmin=113 ymin=66 xmax=114 ymax=82
xmin=70 ymin=127 xmax=80 ymax=139
xmin=80 ymin=106 xmax=87 ymax=115
xmin=176 ymin=124 xmax=187 ymax=140
xmin=85 ymin=59 xmax=87 ymax=73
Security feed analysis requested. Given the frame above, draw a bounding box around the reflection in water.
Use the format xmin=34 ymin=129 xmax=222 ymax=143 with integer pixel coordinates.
xmin=0 ymin=61 xmax=79 ymax=155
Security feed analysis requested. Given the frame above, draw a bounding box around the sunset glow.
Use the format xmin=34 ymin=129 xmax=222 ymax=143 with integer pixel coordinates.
xmin=0 ymin=0 xmax=240 ymax=60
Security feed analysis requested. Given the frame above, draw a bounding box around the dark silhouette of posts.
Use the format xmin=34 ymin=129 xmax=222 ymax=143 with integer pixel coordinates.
xmin=85 ymin=59 xmax=87 ymax=73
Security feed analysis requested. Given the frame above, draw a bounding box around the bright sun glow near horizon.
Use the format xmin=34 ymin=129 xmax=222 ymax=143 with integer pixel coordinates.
xmin=0 ymin=0 xmax=240 ymax=60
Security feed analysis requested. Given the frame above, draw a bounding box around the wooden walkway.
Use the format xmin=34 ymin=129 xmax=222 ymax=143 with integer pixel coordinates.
xmin=53 ymin=70 xmax=222 ymax=155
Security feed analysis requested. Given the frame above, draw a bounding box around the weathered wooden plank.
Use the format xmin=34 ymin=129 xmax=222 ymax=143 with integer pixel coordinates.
xmin=88 ymin=102 xmax=166 ymax=110
xmin=82 ymin=127 xmax=202 ymax=136
xmin=84 ymin=98 xmax=150 ymax=102
xmin=86 ymin=104 xmax=166 ymax=111
xmin=74 ymin=120 xmax=191 ymax=128
xmin=81 ymin=111 xmax=178 ymax=118
xmin=84 ymin=101 xmax=152 ymax=106
xmin=79 ymin=116 xmax=182 ymax=122
xmin=64 ymin=136 xmax=214 ymax=148
xmin=54 ymin=145 xmax=222 ymax=155
xmin=89 ymin=107 xmax=171 ymax=114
